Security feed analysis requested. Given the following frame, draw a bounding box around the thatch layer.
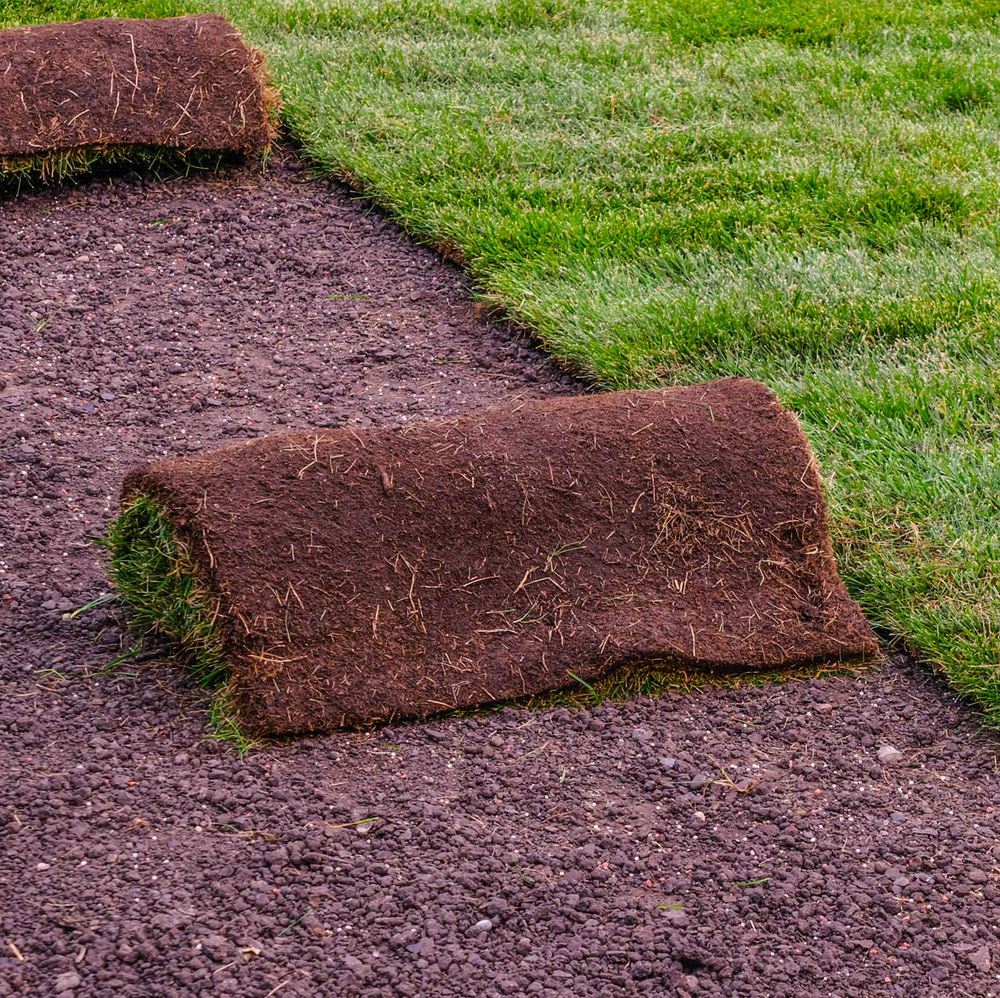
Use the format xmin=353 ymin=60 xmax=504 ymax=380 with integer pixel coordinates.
xmin=0 ymin=14 xmax=277 ymax=177
xmin=116 ymin=380 xmax=878 ymax=735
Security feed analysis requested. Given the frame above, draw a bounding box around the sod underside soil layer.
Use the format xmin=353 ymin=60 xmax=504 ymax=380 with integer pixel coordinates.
xmin=0 ymin=14 xmax=275 ymax=179
xmin=117 ymin=380 xmax=876 ymax=734
xmin=3 ymin=153 xmax=1000 ymax=998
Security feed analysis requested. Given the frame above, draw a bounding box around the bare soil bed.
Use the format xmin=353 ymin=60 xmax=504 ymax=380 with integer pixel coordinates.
xmin=1 ymin=152 xmax=999 ymax=998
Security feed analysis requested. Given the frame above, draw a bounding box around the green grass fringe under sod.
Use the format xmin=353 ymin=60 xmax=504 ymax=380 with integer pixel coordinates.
xmin=9 ymin=0 xmax=999 ymax=724
xmin=0 ymin=146 xmax=238 ymax=192
xmin=101 ymin=496 xmax=254 ymax=751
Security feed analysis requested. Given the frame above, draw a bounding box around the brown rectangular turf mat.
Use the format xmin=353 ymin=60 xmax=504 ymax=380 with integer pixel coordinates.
xmin=121 ymin=378 xmax=878 ymax=735
xmin=0 ymin=14 xmax=276 ymax=161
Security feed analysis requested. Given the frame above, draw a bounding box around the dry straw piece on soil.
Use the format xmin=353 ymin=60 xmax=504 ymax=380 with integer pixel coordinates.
xmin=109 ymin=379 xmax=877 ymax=736
xmin=0 ymin=14 xmax=278 ymax=182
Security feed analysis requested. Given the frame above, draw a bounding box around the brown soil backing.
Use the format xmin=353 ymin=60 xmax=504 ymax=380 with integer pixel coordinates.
xmin=122 ymin=378 xmax=877 ymax=734
xmin=0 ymin=14 xmax=277 ymax=169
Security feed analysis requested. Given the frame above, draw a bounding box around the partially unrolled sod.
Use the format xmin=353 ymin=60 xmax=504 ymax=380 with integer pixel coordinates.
xmin=110 ymin=379 xmax=877 ymax=735
xmin=0 ymin=14 xmax=277 ymax=180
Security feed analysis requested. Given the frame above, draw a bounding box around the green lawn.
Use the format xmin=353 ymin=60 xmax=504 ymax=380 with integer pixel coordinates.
xmin=5 ymin=0 xmax=999 ymax=721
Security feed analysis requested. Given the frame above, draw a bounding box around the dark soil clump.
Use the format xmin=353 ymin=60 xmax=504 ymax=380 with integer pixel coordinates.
xmin=0 ymin=15 xmax=276 ymax=179
xmin=118 ymin=380 xmax=876 ymax=734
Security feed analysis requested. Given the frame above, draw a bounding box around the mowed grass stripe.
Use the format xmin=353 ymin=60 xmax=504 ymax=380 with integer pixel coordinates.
xmin=5 ymin=0 xmax=998 ymax=720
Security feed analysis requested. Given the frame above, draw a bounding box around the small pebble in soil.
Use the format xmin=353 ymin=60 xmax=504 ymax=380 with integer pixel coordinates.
xmin=968 ymin=945 xmax=991 ymax=972
xmin=473 ymin=919 xmax=493 ymax=932
xmin=54 ymin=972 xmax=81 ymax=993
xmin=877 ymin=745 xmax=904 ymax=765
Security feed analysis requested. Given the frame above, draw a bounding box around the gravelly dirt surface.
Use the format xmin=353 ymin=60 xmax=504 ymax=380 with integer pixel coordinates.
xmin=2 ymin=153 xmax=1000 ymax=998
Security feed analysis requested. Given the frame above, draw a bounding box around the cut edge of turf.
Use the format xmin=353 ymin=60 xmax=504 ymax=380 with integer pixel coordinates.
xmin=531 ymin=656 xmax=877 ymax=710
xmin=101 ymin=493 xmax=259 ymax=756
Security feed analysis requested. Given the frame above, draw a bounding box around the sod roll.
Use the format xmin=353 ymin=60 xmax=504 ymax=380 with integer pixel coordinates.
xmin=112 ymin=379 xmax=877 ymax=735
xmin=0 ymin=14 xmax=276 ymax=176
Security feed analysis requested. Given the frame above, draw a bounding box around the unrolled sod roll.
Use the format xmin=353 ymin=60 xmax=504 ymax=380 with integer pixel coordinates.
xmin=0 ymin=14 xmax=277 ymax=176
xmin=111 ymin=378 xmax=877 ymax=735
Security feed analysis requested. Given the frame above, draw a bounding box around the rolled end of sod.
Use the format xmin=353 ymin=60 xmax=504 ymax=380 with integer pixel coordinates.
xmin=106 ymin=378 xmax=878 ymax=736
xmin=0 ymin=14 xmax=279 ymax=183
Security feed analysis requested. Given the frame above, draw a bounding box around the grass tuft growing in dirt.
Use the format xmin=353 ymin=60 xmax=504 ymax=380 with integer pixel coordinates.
xmin=101 ymin=495 xmax=255 ymax=753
